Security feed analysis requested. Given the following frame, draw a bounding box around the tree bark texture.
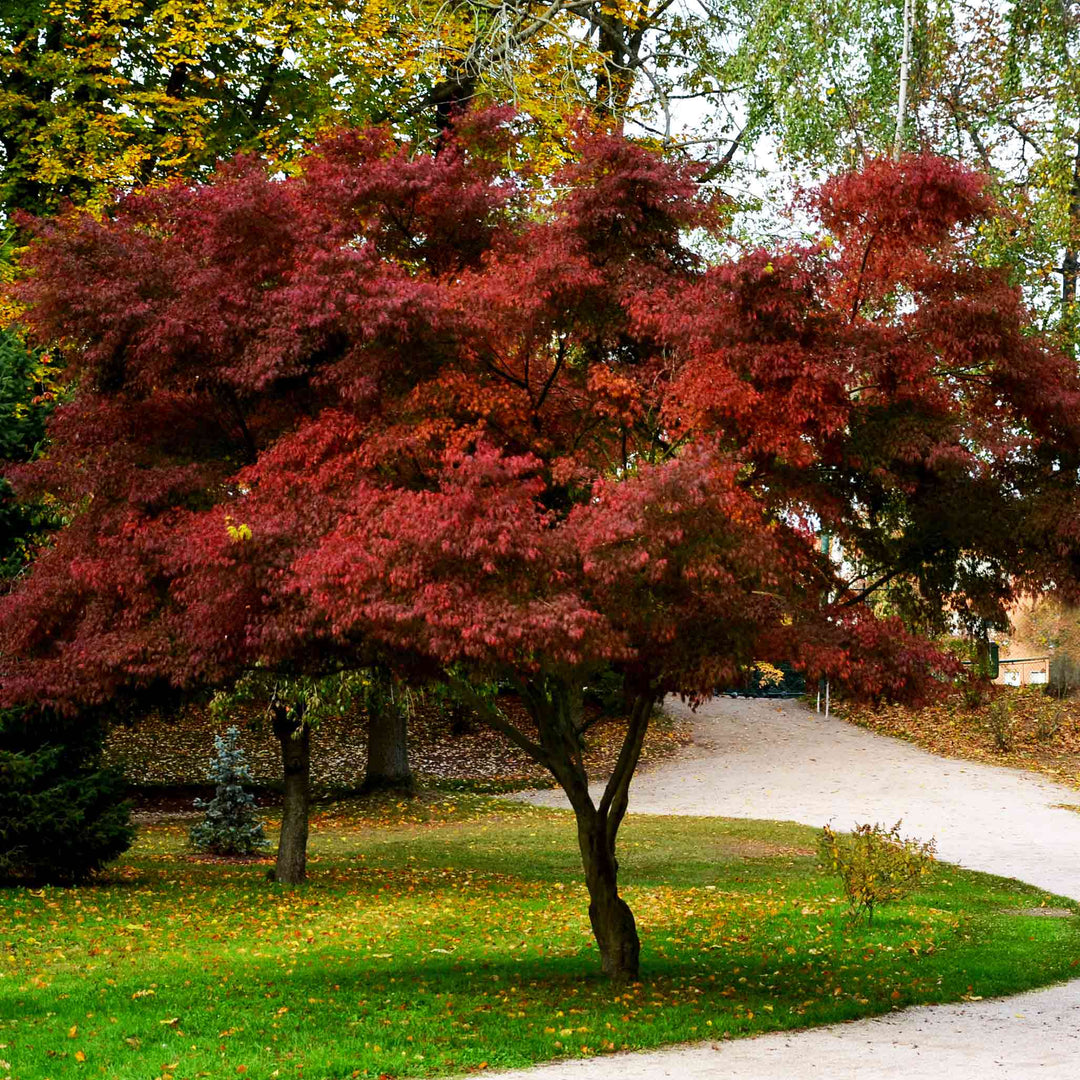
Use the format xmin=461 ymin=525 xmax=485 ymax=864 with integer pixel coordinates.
xmin=272 ymin=709 xmax=310 ymax=884
xmin=524 ymin=679 xmax=653 ymax=979
xmin=578 ymin=807 xmax=641 ymax=979
xmin=362 ymin=704 xmax=414 ymax=795
xmin=1061 ymin=131 xmax=1080 ymax=339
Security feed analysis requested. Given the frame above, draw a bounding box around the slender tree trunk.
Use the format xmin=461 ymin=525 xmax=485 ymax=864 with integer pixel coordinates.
xmin=578 ymin=807 xmax=641 ymax=979
xmin=1063 ymin=247 xmax=1077 ymax=321
xmin=362 ymin=705 xmax=414 ymax=795
xmin=272 ymin=709 xmax=310 ymax=884
xmin=450 ymin=671 xmax=653 ymax=979
xmin=528 ymin=680 xmax=652 ymax=980
xmin=1061 ymin=131 xmax=1080 ymax=342
xmin=247 ymin=46 xmax=284 ymax=130
xmin=893 ymin=0 xmax=913 ymax=160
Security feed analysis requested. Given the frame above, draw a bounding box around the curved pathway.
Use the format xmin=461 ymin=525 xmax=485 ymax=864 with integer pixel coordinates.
xmin=494 ymin=696 xmax=1080 ymax=1078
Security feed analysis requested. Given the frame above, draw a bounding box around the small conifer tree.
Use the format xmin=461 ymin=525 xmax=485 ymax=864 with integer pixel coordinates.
xmin=189 ymin=727 xmax=267 ymax=856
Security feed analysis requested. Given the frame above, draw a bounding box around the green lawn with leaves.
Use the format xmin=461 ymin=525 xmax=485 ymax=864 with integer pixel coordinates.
xmin=2 ymin=795 xmax=1079 ymax=1080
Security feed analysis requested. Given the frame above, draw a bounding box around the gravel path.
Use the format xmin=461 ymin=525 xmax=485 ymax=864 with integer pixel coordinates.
xmin=495 ymin=696 xmax=1080 ymax=1078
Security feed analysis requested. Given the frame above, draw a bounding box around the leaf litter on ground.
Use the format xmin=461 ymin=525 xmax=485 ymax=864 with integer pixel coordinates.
xmin=1 ymin=800 xmax=1078 ymax=1079
xmin=842 ymin=686 xmax=1080 ymax=789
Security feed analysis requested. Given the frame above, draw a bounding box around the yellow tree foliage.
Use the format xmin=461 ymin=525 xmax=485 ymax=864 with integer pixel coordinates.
xmin=2 ymin=0 xmax=448 ymax=214
xmin=1 ymin=0 xmax=695 ymax=221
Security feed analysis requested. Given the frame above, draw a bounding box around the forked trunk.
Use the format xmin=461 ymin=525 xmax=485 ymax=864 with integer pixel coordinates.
xmin=456 ymin=671 xmax=654 ymax=981
xmin=362 ymin=705 xmax=414 ymax=795
xmin=272 ymin=710 xmax=310 ymax=885
xmin=579 ymin=812 xmax=641 ymax=980
xmin=528 ymin=680 xmax=652 ymax=980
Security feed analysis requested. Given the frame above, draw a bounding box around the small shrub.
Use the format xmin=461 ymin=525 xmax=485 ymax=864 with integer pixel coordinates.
xmin=819 ymin=821 xmax=936 ymax=925
xmin=961 ymin=678 xmax=987 ymax=710
xmin=1035 ymin=702 xmax=1064 ymax=743
xmin=189 ymin=727 xmax=267 ymax=856
xmin=0 ymin=709 xmax=134 ymax=885
xmin=985 ymin=695 xmax=1015 ymax=751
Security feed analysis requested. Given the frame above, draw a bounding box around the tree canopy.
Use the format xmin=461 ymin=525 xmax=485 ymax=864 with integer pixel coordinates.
xmin=4 ymin=111 xmax=1080 ymax=975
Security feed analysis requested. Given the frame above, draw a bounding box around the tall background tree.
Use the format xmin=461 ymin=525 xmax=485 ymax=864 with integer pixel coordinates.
xmin=720 ymin=0 xmax=1080 ymax=357
xmin=0 ymin=0 xmax=768 ymax=221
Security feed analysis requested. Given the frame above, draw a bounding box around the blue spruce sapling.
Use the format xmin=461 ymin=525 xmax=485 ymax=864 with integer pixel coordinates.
xmin=189 ymin=726 xmax=267 ymax=855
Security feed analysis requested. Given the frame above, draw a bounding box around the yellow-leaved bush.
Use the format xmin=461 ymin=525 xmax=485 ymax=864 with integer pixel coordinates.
xmin=819 ymin=821 xmax=937 ymax=925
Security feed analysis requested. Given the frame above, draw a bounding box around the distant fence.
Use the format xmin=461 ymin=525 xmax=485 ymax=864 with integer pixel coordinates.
xmin=995 ymin=656 xmax=1050 ymax=688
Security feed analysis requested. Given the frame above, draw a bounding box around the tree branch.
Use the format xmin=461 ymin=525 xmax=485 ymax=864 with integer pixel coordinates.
xmin=838 ymin=565 xmax=906 ymax=606
xmin=695 ymin=122 xmax=750 ymax=183
xmin=534 ymin=336 xmax=567 ymax=416
xmin=446 ymin=672 xmax=551 ymax=767
xmin=598 ymin=690 xmax=652 ymax=849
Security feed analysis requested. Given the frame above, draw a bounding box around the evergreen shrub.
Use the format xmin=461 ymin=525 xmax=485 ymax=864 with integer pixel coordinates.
xmin=0 ymin=710 xmax=134 ymax=885
xmin=189 ymin=727 xmax=267 ymax=855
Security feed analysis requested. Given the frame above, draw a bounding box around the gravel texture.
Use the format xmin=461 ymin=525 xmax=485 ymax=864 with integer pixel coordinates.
xmin=496 ymin=696 xmax=1080 ymax=1078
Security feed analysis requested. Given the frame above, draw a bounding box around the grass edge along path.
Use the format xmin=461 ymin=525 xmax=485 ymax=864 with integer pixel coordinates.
xmin=2 ymin=796 xmax=1078 ymax=1080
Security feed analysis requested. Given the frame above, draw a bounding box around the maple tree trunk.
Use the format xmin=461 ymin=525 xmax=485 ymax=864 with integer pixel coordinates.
xmin=517 ymin=680 xmax=653 ymax=981
xmin=272 ymin=709 xmax=310 ymax=885
xmin=578 ymin=810 xmax=641 ymax=980
xmin=362 ymin=705 xmax=414 ymax=795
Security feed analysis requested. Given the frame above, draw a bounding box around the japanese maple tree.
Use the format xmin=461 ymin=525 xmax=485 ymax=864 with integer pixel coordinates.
xmin=4 ymin=113 xmax=1080 ymax=977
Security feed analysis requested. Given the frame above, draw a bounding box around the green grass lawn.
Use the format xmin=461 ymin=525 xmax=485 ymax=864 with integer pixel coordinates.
xmin=2 ymin=795 xmax=1079 ymax=1080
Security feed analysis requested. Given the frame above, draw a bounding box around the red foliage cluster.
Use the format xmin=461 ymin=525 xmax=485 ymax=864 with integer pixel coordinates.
xmin=4 ymin=114 xmax=1080 ymax=712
